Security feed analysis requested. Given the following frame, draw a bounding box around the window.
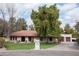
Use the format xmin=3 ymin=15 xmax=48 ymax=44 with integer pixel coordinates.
xmin=21 ymin=37 xmax=25 ymax=42
xmin=40 ymin=38 xmax=43 ymax=41
xmin=29 ymin=37 xmax=31 ymax=41
xmin=49 ymin=38 xmax=52 ymax=41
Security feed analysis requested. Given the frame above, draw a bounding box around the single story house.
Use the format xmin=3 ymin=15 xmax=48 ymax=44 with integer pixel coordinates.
xmin=10 ymin=30 xmax=57 ymax=43
xmin=10 ymin=30 xmax=37 ymax=43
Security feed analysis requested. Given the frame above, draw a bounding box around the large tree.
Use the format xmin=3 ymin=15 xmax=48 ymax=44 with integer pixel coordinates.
xmin=64 ymin=24 xmax=78 ymax=38
xmin=9 ymin=17 xmax=16 ymax=33
xmin=0 ymin=18 xmax=8 ymax=36
xmin=74 ymin=22 xmax=79 ymax=38
xmin=6 ymin=4 xmax=17 ymax=36
xmin=0 ymin=4 xmax=29 ymax=37
xmin=0 ymin=18 xmax=5 ymax=36
xmin=6 ymin=4 xmax=16 ymax=18
xmin=64 ymin=24 xmax=71 ymax=34
xmin=16 ymin=18 xmax=27 ymax=31
xmin=75 ymin=22 xmax=79 ymax=32
xmin=31 ymin=4 xmax=61 ymax=37
xmin=0 ymin=4 xmax=17 ymax=36
xmin=0 ymin=4 xmax=7 ymax=36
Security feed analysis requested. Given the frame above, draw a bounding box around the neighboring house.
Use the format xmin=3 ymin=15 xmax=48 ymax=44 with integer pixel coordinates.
xmin=61 ymin=34 xmax=76 ymax=43
xmin=10 ymin=30 xmax=37 ymax=43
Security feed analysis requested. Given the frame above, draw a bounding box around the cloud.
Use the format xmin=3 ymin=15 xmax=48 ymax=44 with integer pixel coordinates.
xmin=66 ymin=7 xmax=79 ymax=21
xmin=57 ymin=4 xmax=77 ymax=13
xmin=57 ymin=3 xmax=79 ymax=28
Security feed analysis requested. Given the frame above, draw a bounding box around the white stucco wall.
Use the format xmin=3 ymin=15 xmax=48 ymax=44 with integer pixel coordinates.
xmin=11 ymin=37 xmax=13 ymax=41
xmin=25 ymin=37 xmax=29 ymax=43
xmin=17 ymin=37 xmax=21 ymax=42
xmin=61 ymin=34 xmax=72 ymax=37
xmin=61 ymin=34 xmax=72 ymax=42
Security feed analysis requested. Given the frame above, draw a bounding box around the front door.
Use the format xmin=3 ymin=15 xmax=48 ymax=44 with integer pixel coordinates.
xmin=21 ymin=37 xmax=25 ymax=42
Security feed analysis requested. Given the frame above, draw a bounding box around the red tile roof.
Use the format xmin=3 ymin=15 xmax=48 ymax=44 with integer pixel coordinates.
xmin=10 ymin=30 xmax=37 ymax=37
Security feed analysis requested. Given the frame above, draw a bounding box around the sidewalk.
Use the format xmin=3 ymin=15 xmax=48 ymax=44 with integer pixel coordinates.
xmin=0 ymin=47 xmax=7 ymax=52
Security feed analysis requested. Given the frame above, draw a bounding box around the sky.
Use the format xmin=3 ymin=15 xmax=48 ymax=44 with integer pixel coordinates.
xmin=0 ymin=3 xmax=79 ymax=29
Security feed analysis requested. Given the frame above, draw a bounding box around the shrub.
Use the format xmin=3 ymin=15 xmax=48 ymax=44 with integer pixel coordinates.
xmin=0 ymin=37 xmax=5 ymax=48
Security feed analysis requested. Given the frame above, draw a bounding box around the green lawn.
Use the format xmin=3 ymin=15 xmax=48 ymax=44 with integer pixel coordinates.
xmin=4 ymin=42 xmax=35 ymax=50
xmin=4 ymin=42 xmax=56 ymax=50
xmin=40 ymin=42 xmax=56 ymax=49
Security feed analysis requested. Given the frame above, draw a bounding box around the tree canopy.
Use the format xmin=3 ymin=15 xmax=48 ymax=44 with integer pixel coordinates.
xmin=0 ymin=18 xmax=8 ymax=36
xmin=64 ymin=24 xmax=71 ymax=34
xmin=64 ymin=24 xmax=78 ymax=38
xmin=75 ymin=22 xmax=79 ymax=32
xmin=31 ymin=4 xmax=62 ymax=37
xmin=16 ymin=18 xmax=27 ymax=31
xmin=9 ymin=17 xmax=16 ymax=34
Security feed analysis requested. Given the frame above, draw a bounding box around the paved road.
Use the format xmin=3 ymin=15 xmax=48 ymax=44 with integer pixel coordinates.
xmin=0 ymin=50 xmax=79 ymax=56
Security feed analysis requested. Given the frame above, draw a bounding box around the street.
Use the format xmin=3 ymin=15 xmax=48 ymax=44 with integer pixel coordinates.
xmin=0 ymin=50 xmax=79 ymax=56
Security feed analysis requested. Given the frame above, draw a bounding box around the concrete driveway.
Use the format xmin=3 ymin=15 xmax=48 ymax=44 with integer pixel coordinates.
xmin=46 ymin=42 xmax=79 ymax=51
